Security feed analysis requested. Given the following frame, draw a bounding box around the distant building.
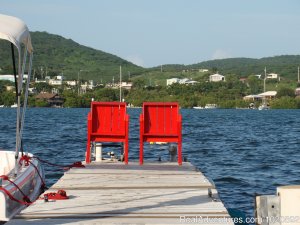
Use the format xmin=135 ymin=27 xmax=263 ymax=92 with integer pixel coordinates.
xmin=79 ymin=80 xmax=95 ymax=94
xmin=166 ymin=78 xmax=197 ymax=86
xmin=254 ymin=74 xmax=262 ymax=79
xmin=48 ymin=75 xmax=64 ymax=86
xmin=0 ymin=75 xmax=15 ymax=82
xmin=0 ymin=74 xmax=28 ymax=83
xmin=167 ymin=78 xmax=180 ymax=86
xmin=295 ymin=88 xmax=300 ymax=96
xmin=258 ymin=91 xmax=277 ymax=99
xmin=243 ymin=95 xmax=262 ymax=101
xmin=267 ymin=73 xmax=278 ymax=79
xmin=49 ymin=79 xmax=63 ymax=86
xmin=35 ymin=92 xmax=64 ymax=107
xmin=34 ymin=78 xmax=47 ymax=83
xmin=106 ymin=81 xmax=132 ymax=90
xmin=65 ymin=80 xmax=77 ymax=86
xmin=209 ymin=73 xmax=225 ymax=82
xmin=199 ymin=69 xmax=209 ymax=72
xmin=120 ymin=81 xmax=133 ymax=90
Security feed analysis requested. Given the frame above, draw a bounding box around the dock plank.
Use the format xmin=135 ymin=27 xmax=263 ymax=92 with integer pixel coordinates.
xmin=7 ymin=162 xmax=233 ymax=225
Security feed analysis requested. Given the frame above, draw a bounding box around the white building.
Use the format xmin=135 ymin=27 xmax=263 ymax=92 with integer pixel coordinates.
xmin=199 ymin=69 xmax=209 ymax=72
xmin=49 ymin=79 xmax=63 ymax=86
xmin=0 ymin=75 xmax=15 ymax=82
xmin=0 ymin=74 xmax=28 ymax=83
xmin=209 ymin=73 xmax=225 ymax=82
xmin=258 ymin=91 xmax=277 ymax=99
xmin=167 ymin=78 xmax=180 ymax=86
xmin=48 ymin=75 xmax=64 ymax=86
xmin=254 ymin=74 xmax=262 ymax=79
xmin=167 ymin=78 xmax=197 ymax=86
xmin=80 ymin=80 xmax=95 ymax=94
xmin=65 ymin=80 xmax=77 ymax=86
xmin=267 ymin=73 xmax=278 ymax=79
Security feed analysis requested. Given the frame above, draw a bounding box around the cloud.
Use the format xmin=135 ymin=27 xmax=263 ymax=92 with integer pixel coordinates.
xmin=212 ymin=49 xmax=232 ymax=60
xmin=126 ymin=55 xmax=145 ymax=67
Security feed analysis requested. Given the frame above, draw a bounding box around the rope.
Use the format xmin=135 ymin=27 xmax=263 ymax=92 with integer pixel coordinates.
xmin=19 ymin=155 xmax=47 ymax=191
xmin=0 ymin=175 xmax=32 ymax=205
xmin=0 ymin=186 xmax=31 ymax=205
xmin=40 ymin=190 xmax=69 ymax=201
xmin=28 ymin=156 xmax=85 ymax=170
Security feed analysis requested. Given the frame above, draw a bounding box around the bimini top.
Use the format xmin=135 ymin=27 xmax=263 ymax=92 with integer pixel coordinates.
xmin=0 ymin=14 xmax=33 ymax=53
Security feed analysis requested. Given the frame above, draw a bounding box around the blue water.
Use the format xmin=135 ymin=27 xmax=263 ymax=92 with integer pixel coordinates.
xmin=0 ymin=108 xmax=300 ymax=217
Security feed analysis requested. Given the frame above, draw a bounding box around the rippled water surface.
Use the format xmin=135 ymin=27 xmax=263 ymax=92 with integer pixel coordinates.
xmin=0 ymin=108 xmax=300 ymax=217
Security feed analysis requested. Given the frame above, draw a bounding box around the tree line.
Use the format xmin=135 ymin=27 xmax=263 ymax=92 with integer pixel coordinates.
xmin=1 ymin=77 xmax=299 ymax=109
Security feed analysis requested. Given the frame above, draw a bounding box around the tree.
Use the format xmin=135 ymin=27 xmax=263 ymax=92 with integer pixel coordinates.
xmin=34 ymin=82 xmax=53 ymax=93
xmin=276 ymin=87 xmax=295 ymax=98
xmin=0 ymin=91 xmax=15 ymax=106
xmin=247 ymin=75 xmax=262 ymax=94
xmin=132 ymin=79 xmax=146 ymax=89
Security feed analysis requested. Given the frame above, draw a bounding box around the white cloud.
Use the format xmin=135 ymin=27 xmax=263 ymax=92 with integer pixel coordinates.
xmin=212 ymin=49 xmax=232 ymax=60
xmin=126 ymin=55 xmax=145 ymax=67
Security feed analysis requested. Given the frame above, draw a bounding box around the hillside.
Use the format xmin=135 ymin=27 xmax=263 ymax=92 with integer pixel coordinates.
xmin=141 ymin=56 xmax=300 ymax=86
xmin=189 ymin=56 xmax=300 ymax=79
xmin=0 ymin=31 xmax=299 ymax=84
xmin=0 ymin=31 xmax=144 ymax=82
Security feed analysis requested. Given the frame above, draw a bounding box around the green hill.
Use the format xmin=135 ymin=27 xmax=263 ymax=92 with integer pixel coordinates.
xmin=0 ymin=31 xmax=299 ymax=84
xmin=189 ymin=56 xmax=300 ymax=79
xmin=0 ymin=31 xmax=144 ymax=82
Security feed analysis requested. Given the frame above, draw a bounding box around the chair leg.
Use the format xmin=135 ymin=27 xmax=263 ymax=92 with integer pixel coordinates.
xmin=139 ymin=139 xmax=144 ymax=165
xmin=178 ymin=141 xmax=182 ymax=166
xmin=86 ymin=138 xmax=91 ymax=164
xmin=124 ymin=140 xmax=129 ymax=165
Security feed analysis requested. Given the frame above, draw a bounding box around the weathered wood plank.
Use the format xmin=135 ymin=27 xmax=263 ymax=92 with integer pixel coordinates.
xmin=52 ymin=173 xmax=213 ymax=189
xmin=7 ymin=161 xmax=233 ymax=225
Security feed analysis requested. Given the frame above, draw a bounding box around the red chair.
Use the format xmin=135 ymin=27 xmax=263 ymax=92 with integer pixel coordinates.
xmin=139 ymin=102 xmax=182 ymax=165
xmin=85 ymin=102 xmax=129 ymax=164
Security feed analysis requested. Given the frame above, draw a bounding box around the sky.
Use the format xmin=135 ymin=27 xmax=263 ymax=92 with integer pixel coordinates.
xmin=1 ymin=0 xmax=300 ymax=68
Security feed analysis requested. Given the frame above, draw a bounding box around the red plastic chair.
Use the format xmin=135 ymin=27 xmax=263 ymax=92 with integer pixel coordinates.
xmin=139 ymin=102 xmax=182 ymax=165
xmin=85 ymin=102 xmax=129 ymax=164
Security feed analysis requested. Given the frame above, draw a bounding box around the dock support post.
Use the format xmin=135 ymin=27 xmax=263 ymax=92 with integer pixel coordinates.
xmin=95 ymin=143 xmax=102 ymax=162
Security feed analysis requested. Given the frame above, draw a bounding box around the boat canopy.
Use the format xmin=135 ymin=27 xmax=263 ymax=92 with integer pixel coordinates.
xmin=0 ymin=14 xmax=34 ymax=175
xmin=0 ymin=14 xmax=33 ymax=53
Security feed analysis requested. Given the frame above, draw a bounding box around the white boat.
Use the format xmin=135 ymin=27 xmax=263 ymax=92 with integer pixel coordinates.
xmin=204 ymin=104 xmax=218 ymax=109
xmin=258 ymin=103 xmax=269 ymax=110
xmin=0 ymin=14 xmax=44 ymax=222
xmin=193 ymin=106 xmax=204 ymax=109
xmin=10 ymin=103 xmax=17 ymax=108
xmin=0 ymin=151 xmax=44 ymax=221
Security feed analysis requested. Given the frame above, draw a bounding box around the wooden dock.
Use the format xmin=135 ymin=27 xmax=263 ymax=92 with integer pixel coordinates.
xmin=7 ymin=161 xmax=233 ymax=225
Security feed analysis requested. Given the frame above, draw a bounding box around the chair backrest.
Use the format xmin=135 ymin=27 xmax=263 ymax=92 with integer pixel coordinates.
xmin=91 ymin=102 xmax=127 ymax=135
xmin=142 ymin=102 xmax=180 ymax=135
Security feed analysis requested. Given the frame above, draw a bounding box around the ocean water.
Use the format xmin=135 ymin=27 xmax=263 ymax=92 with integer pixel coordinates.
xmin=0 ymin=108 xmax=300 ymax=217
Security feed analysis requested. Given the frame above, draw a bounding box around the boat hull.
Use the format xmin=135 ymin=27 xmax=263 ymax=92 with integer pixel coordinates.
xmin=0 ymin=151 xmax=44 ymax=221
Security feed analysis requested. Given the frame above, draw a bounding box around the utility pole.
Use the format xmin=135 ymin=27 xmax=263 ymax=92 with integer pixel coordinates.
xmin=264 ymin=67 xmax=267 ymax=92
xmin=78 ymin=69 xmax=83 ymax=96
xmin=119 ymin=65 xmax=122 ymax=102
xmin=77 ymin=70 xmax=80 ymax=95
xmin=298 ymin=66 xmax=299 ymax=83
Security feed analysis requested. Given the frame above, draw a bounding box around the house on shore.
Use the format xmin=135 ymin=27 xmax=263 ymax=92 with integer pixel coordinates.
xmin=209 ymin=73 xmax=225 ymax=82
xmin=267 ymin=73 xmax=278 ymax=79
xmin=35 ymin=92 xmax=64 ymax=107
